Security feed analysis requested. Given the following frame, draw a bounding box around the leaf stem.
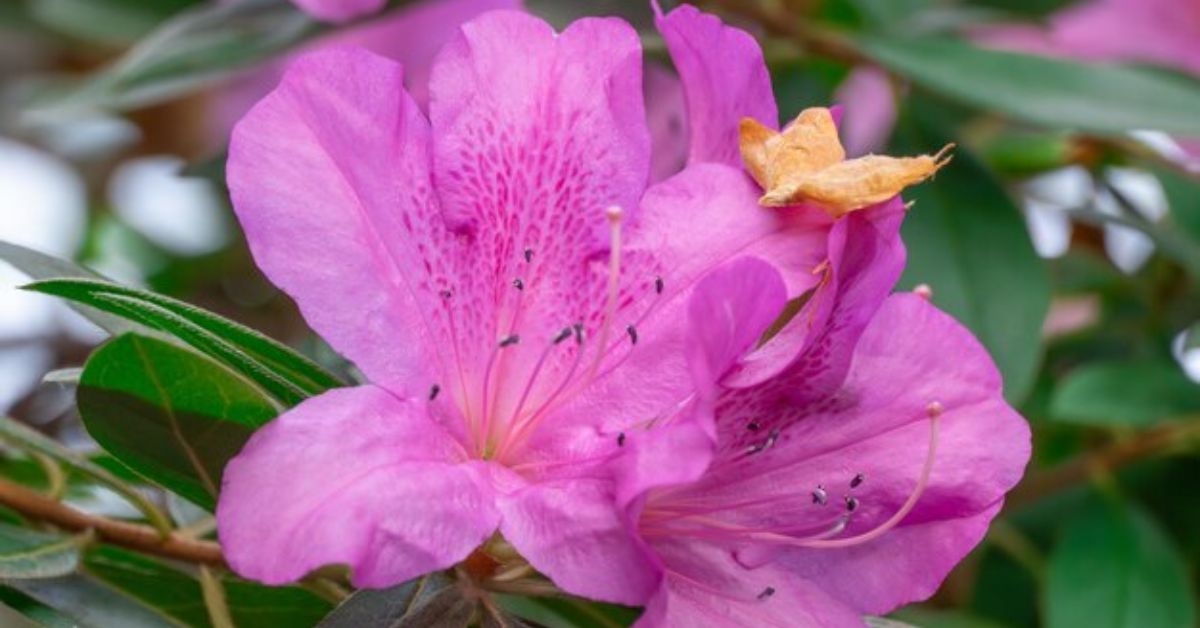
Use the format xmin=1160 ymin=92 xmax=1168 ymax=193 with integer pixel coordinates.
xmin=0 ymin=477 xmax=224 ymax=566
xmin=199 ymin=565 xmax=237 ymax=628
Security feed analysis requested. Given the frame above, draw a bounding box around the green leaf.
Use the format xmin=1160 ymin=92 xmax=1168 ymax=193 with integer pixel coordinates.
xmin=27 ymin=277 xmax=343 ymax=405
xmin=1047 ymin=502 xmax=1196 ymax=628
xmin=28 ymin=0 xmax=199 ymax=46
xmin=77 ymin=333 xmax=279 ymax=511
xmin=859 ymin=36 xmax=1200 ymax=136
xmin=317 ymin=573 xmax=474 ymax=628
xmin=0 ymin=241 xmax=135 ymax=336
xmin=85 ymin=546 xmax=332 ymax=628
xmin=0 ymin=416 xmax=172 ymax=535
xmin=0 ymin=524 xmax=87 ymax=580
xmin=1050 ymin=361 xmax=1200 ymax=427
xmin=894 ymin=109 xmax=1050 ymax=403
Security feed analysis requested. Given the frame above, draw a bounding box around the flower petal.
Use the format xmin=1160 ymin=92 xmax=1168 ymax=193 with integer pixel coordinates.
xmin=727 ymin=197 xmax=906 ymax=390
xmin=645 ymin=62 xmax=690 ymax=182
xmin=498 ymin=478 xmax=660 ymax=605
xmin=684 ymin=294 xmax=1029 ymax=610
xmin=228 ymin=48 xmax=467 ymax=399
xmin=216 ymin=386 xmax=499 ymax=587
xmin=290 ymin=0 xmax=384 ymax=23
xmin=655 ymin=3 xmax=778 ymax=167
xmin=686 ymin=257 xmax=788 ymax=390
xmin=635 ymin=540 xmax=864 ymax=628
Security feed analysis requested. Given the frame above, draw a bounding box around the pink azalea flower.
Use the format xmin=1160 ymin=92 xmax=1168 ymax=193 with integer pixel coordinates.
xmin=471 ymin=7 xmax=1029 ymax=624
xmin=215 ymin=7 xmax=839 ymax=603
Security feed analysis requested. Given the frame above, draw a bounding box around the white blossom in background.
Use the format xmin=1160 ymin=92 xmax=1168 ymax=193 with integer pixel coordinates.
xmin=1096 ymin=167 xmax=1168 ymax=274
xmin=1172 ymin=329 xmax=1200 ymax=384
xmin=1019 ymin=166 xmax=1089 ymax=258
xmin=108 ymin=155 xmax=231 ymax=257
xmin=0 ymin=137 xmax=88 ymax=412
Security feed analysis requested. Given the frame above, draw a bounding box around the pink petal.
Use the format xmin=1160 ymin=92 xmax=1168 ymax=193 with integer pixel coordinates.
xmin=686 ymin=257 xmax=788 ymax=395
xmin=655 ymin=3 xmax=778 ymax=167
xmin=216 ymin=386 xmax=499 ymax=587
xmin=645 ymin=62 xmax=690 ymax=182
xmin=227 ymin=48 xmax=472 ymax=399
xmin=214 ymin=0 xmax=514 ymax=144
xmin=684 ymin=294 xmax=1029 ymax=611
xmin=498 ymin=478 xmax=660 ymax=605
xmin=727 ymin=198 xmax=906 ymax=390
xmin=512 ymin=165 xmax=826 ymax=466
xmin=290 ymin=0 xmax=384 ymax=23
xmin=834 ymin=67 xmax=898 ymax=157
xmin=635 ymin=540 xmax=863 ymax=628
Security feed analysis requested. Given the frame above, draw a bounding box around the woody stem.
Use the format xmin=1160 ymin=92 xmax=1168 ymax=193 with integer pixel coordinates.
xmin=0 ymin=476 xmax=225 ymax=566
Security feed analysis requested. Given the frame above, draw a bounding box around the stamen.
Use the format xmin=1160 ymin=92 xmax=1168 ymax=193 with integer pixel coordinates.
xmin=617 ymin=432 xmax=626 ymax=447
xmin=439 ymin=289 xmax=453 ymax=300
xmin=844 ymin=496 xmax=859 ymax=512
xmin=499 ymin=334 xmax=521 ymax=348
xmin=523 ymin=248 xmax=534 ymax=263
xmin=584 ymin=206 xmax=625 ymax=383
xmin=747 ymin=421 xmax=761 ymax=431
xmin=429 ymin=384 xmax=440 ymax=401
xmin=553 ymin=327 xmax=573 ymax=345
xmin=777 ymin=408 xmax=940 ymax=549
xmin=811 ymin=486 xmax=827 ymax=505
xmin=626 ymin=324 xmax=638 ymax=345
xmin=743 ymin=429 xmax=780 ymax=456
xmin=513 ymin=278 xmax=525 ymax=291
xmin=757 ymin=587 xmax=775 ymax=600
xmin=477 ymin=335 xmax=522 ymax=454
xmin=850 ymin=473 xmax=865 ymax=489
xmin=654 ymin=276 xmax=664 ymax=295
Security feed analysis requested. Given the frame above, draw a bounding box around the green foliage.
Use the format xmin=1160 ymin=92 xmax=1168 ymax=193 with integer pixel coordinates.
xmin=860 ymin=36 xmax=1200 ymax=136
xmin=1047 ymin=502 xmax=1196 ymax=628
xmin=1051 ymin=360 xmax=1200 ymax=426
xmin=77 ymin=333 xmax=279 ymax=511
xmin=0 ymin=524 xmax=87 ymax=580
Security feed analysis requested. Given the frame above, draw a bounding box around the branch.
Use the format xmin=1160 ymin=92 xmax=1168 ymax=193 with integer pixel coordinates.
xmin=708 ymin=0 xmax=867 ymax=64
xmin=1006 ymin=419 xmax=1200 ymax=511
xmin=0 ymin=477 xmax=224 ymax=566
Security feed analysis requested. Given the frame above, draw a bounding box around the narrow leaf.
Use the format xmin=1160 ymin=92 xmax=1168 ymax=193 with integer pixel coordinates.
xmin=0 ymin=241 xmax=133 ymax=335
xmin=27 ymin=277 xmax=343 ymax=405
xmin=860 ymin=36 xmax=1200 ymax=136
xmin=318 ymin=573 xmax=469 ymax=628
xmin=0 ymin=524 xmax=89 ymax=580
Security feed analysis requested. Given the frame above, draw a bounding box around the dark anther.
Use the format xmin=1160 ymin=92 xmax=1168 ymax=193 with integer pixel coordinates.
xmin=757 ymin=587 xmax=775 ymax=600
xmin=499 ymin=334 xmax=520 ymax=348
xmin=626 ymin=324 xmax=638 ymax=345
xmin=617 ymin=432 xmax=626 ymax=447
xmin=523 ymin=248 xmax=534 ymax=263
xmin=654 ymin=276 xmax=664 ymax=295
xmin=845 ymin=496 xmax=859 ymax=512
xmin=573 ymin=322 xmax=584 ymax=344
xmin=428 ymin=384 xmax=441 ymax=401
xmin=513 ymin=278 xmax=525 ymax=291
xmin=850 ymin=473 xmax=865 ymax=489
xmin=554 ymin=327 xmax=573 ymax=344
xmin=439 ymin=289 xmax=452 ymax=300
xmin=747 ymin=421 xmax=761 ymax=431
xmin=765 ymin=429 xmax=780 ymax=449
xmin=811 ymin=485 xmax=828 ymax=505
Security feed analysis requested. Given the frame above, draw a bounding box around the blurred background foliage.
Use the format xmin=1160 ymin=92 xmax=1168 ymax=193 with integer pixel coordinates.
xmin=0 ymin=0 xmax=1199 ymax=626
